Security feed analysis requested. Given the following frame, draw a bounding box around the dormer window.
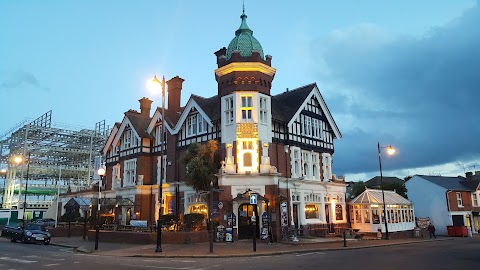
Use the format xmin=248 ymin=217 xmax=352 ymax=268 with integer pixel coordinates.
xmin=123 ymin=129 xmax=132 ymax=149
xmin=187 ymin=114 xmax=207 ymax=137
xmin=241 ymin=96 xmax=253 ymax=121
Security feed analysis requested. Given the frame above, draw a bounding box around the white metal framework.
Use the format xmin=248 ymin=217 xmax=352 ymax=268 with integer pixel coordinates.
xmin=0 ymin=111 xmax=108 ymax=211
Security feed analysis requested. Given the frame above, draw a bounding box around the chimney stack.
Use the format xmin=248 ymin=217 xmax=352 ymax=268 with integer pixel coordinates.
xmin=138 ymin=97 xmax=153 ymax=117
xmin=466 ymin=171 xmax=473 ymax=180
xmin=166 ymin=76 xmax=185 ymax=120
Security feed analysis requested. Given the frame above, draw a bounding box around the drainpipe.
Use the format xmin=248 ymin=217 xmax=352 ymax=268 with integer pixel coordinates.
xmin=446 ymin=190 xmax=452 ymax=212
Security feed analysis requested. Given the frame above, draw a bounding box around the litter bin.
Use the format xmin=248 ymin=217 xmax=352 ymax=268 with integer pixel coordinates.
xmin=447 ymin=226 xmax=455 ymax=237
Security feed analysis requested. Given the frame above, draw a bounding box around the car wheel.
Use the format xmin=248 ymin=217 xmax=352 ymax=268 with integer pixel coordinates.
xmin=11 ymin=238 xmax=17 ymax=243
xmin=44 ymin=239 xmax=50 ymax=245
xmin=21 ymin=236 xmax=26 ymax=244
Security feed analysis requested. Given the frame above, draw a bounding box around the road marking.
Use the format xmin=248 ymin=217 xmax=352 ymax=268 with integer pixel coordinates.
xmin=23 ymin=255 xmax=65 ymax=261
xmin=43 ymin=263 xmax=61 ymax=267
xmin=122 ymin=263 xmax=201 ymax=269
xmin=170 ymin=260 xmax=197 ymax=263
xmin=0 ymin=256 xmax=37 ymax=264
xmin=295 ymin=252 xmax=326 ymax=256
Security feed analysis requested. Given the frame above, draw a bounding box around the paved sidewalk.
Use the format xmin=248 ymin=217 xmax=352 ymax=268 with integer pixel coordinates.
xmin=50 ymin=235 xmax=450 ymax=258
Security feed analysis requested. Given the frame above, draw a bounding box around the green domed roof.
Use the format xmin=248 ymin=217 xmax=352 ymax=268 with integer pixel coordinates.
xmin=226 ymin=11 xmax=264 ymax=60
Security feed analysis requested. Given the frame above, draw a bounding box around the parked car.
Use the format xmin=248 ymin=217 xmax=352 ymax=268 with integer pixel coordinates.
xmin=34 ymin=218 xmax=56 ymax=227
xmin=1 ymin=224 xmax=51 ymax=245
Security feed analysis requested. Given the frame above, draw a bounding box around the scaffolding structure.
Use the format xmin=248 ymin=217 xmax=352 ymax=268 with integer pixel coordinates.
xmin=0 ymin=111 xmax=108 ymax=211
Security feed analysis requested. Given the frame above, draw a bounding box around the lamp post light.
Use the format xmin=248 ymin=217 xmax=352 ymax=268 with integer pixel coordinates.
xmin=377 ymin=142 xmax=396 ymax=240
xmin=0 ymin=169 xmax=6 ymax=208
xmin=150 ymin=75 xmax=166 ymax=253
xmin=14 ymin=154 xmax=31 ymax=226
xmin=96 ymin=167 xmax=106 ymax=250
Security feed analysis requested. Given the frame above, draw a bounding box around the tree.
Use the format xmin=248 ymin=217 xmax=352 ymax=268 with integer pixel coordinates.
xmin=349 ymin=180 xmax=408 ymax=199
xmin=183 ymin=140 xmax=221 ymax=192
xmin=349 ymin=181 xmax=367 ymax=198
xmin=381 ymin=181 xmax=408 ymax=199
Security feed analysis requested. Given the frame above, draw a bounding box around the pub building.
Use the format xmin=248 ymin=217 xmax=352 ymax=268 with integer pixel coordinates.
xmin=97 ymin=9 xmax=347 ymax=241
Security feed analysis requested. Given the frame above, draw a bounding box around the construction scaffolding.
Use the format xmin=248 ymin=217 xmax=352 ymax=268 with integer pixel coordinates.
xmin=0 ymin=110 xmax=108 ymax=211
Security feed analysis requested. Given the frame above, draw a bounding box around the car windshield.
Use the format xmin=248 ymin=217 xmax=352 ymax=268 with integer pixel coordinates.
xmin=25 ymin=224 xmax=46 ymax=231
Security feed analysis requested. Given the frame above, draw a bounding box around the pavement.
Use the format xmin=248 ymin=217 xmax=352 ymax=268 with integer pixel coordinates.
xmin=49 ymin=235 xmax=453 ymax=258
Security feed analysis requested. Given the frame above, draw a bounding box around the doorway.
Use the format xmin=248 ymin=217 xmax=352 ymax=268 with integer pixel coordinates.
xmin=452 ymin=215 xmax=464 ymax=226
xmin=325 ymin=204 xmax=334 ymax=233
xmin=293 ymin=204 xmax=299 ymax=229
xmin=238 ymin=204 xmax=259 ymax=239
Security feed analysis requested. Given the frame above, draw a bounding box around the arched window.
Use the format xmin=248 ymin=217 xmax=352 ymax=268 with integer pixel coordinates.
xmin=243 ymin=152 xmax=252 ymax=167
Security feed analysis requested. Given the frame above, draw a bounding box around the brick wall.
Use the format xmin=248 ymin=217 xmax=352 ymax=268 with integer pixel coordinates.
xmin=85 ymin=230 xmax=209 ymax=244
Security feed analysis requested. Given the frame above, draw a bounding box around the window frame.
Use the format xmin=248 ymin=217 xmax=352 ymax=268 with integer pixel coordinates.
xmin=225 ymin=97 xmax=234 ymax=125
xmin=241 ymin=96 xmax=253 ymax=121
xmin=456 ymin=192 xmax=463 ymax=207
xmin=259 ymin=97 xmax=268 ymax=124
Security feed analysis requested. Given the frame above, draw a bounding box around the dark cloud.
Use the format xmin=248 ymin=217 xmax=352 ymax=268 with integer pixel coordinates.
xmin=0 ymin=70 xmax=50 ymax=92
xmin=314 ymin=5 xmax=480 ymax=175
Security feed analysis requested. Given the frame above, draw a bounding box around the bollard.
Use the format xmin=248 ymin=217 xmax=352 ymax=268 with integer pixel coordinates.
xmin=343 ymin=230 xmax=347 ymax=247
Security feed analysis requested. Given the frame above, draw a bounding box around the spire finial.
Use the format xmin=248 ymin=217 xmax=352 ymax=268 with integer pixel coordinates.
xmin=242 ymin=0 xmax=245 ymax=15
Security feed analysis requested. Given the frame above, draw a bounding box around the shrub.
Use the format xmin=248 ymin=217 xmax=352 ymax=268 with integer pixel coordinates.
xmin=183 ymin=213 xmax=205 ymax=231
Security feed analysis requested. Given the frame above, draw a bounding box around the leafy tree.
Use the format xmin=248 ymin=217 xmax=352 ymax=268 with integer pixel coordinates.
xmin=349 ymin=181 xmax=367 ymax=198
xmin=183 ymin=213 xmax=205 ymax=231
xmin=349 ymin=180 xmax=408 ymax=199
xmin=381 ymin=181 xmax=408 ymax=199
xmin=183 ymin=140 xmax=221 ymax=192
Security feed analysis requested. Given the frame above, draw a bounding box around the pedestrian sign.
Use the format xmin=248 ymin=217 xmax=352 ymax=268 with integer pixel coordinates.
xmin=250 ymin=194 xmax=257 ymax=205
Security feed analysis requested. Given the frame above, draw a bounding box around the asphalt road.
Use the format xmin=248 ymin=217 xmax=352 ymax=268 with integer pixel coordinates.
xmin=0 ymin=237 xmax=479 ymax=270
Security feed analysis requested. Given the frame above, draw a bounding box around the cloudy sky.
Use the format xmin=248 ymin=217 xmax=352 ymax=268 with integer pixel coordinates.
xmin=1 ymin=0 xmax=479 ymax=181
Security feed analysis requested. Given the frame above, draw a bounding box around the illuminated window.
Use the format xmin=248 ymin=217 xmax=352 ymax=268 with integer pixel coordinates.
xmin=241 ymin=96 xmax=253 ymax=121
xmin=336 ymin=205 xmax=344 ymax=221
xmin=305 ymin=204 xmax=319 ymax=219
xmin=189 ymin=204 xmax=207 ymax=216
xmin=242 ymin=141 xmax=254 ymax=149
xmin=243 ymin=152 xmax=252 ymax=167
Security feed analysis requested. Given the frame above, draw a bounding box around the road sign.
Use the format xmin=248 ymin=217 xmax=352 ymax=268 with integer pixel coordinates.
xmin=250 ymin=194 xmax=257 ymax=205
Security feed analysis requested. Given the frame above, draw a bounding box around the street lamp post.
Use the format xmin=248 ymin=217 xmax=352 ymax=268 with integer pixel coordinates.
xmin=96 ymin=167 xmax=106 ymax=250
xmin=14 ymin=154 xmax=31 ymax=226
xmin=377 ymin=142 xmax=396 ymax=240
xmin=151 ymin=75 xmax=166 ymax=253
xmin=0 ymin=169 xmax=6 ymax=208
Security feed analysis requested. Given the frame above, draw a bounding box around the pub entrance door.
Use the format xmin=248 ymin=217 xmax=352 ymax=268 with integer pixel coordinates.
xmin=238 ymin=203 xmax=259 ymax=239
